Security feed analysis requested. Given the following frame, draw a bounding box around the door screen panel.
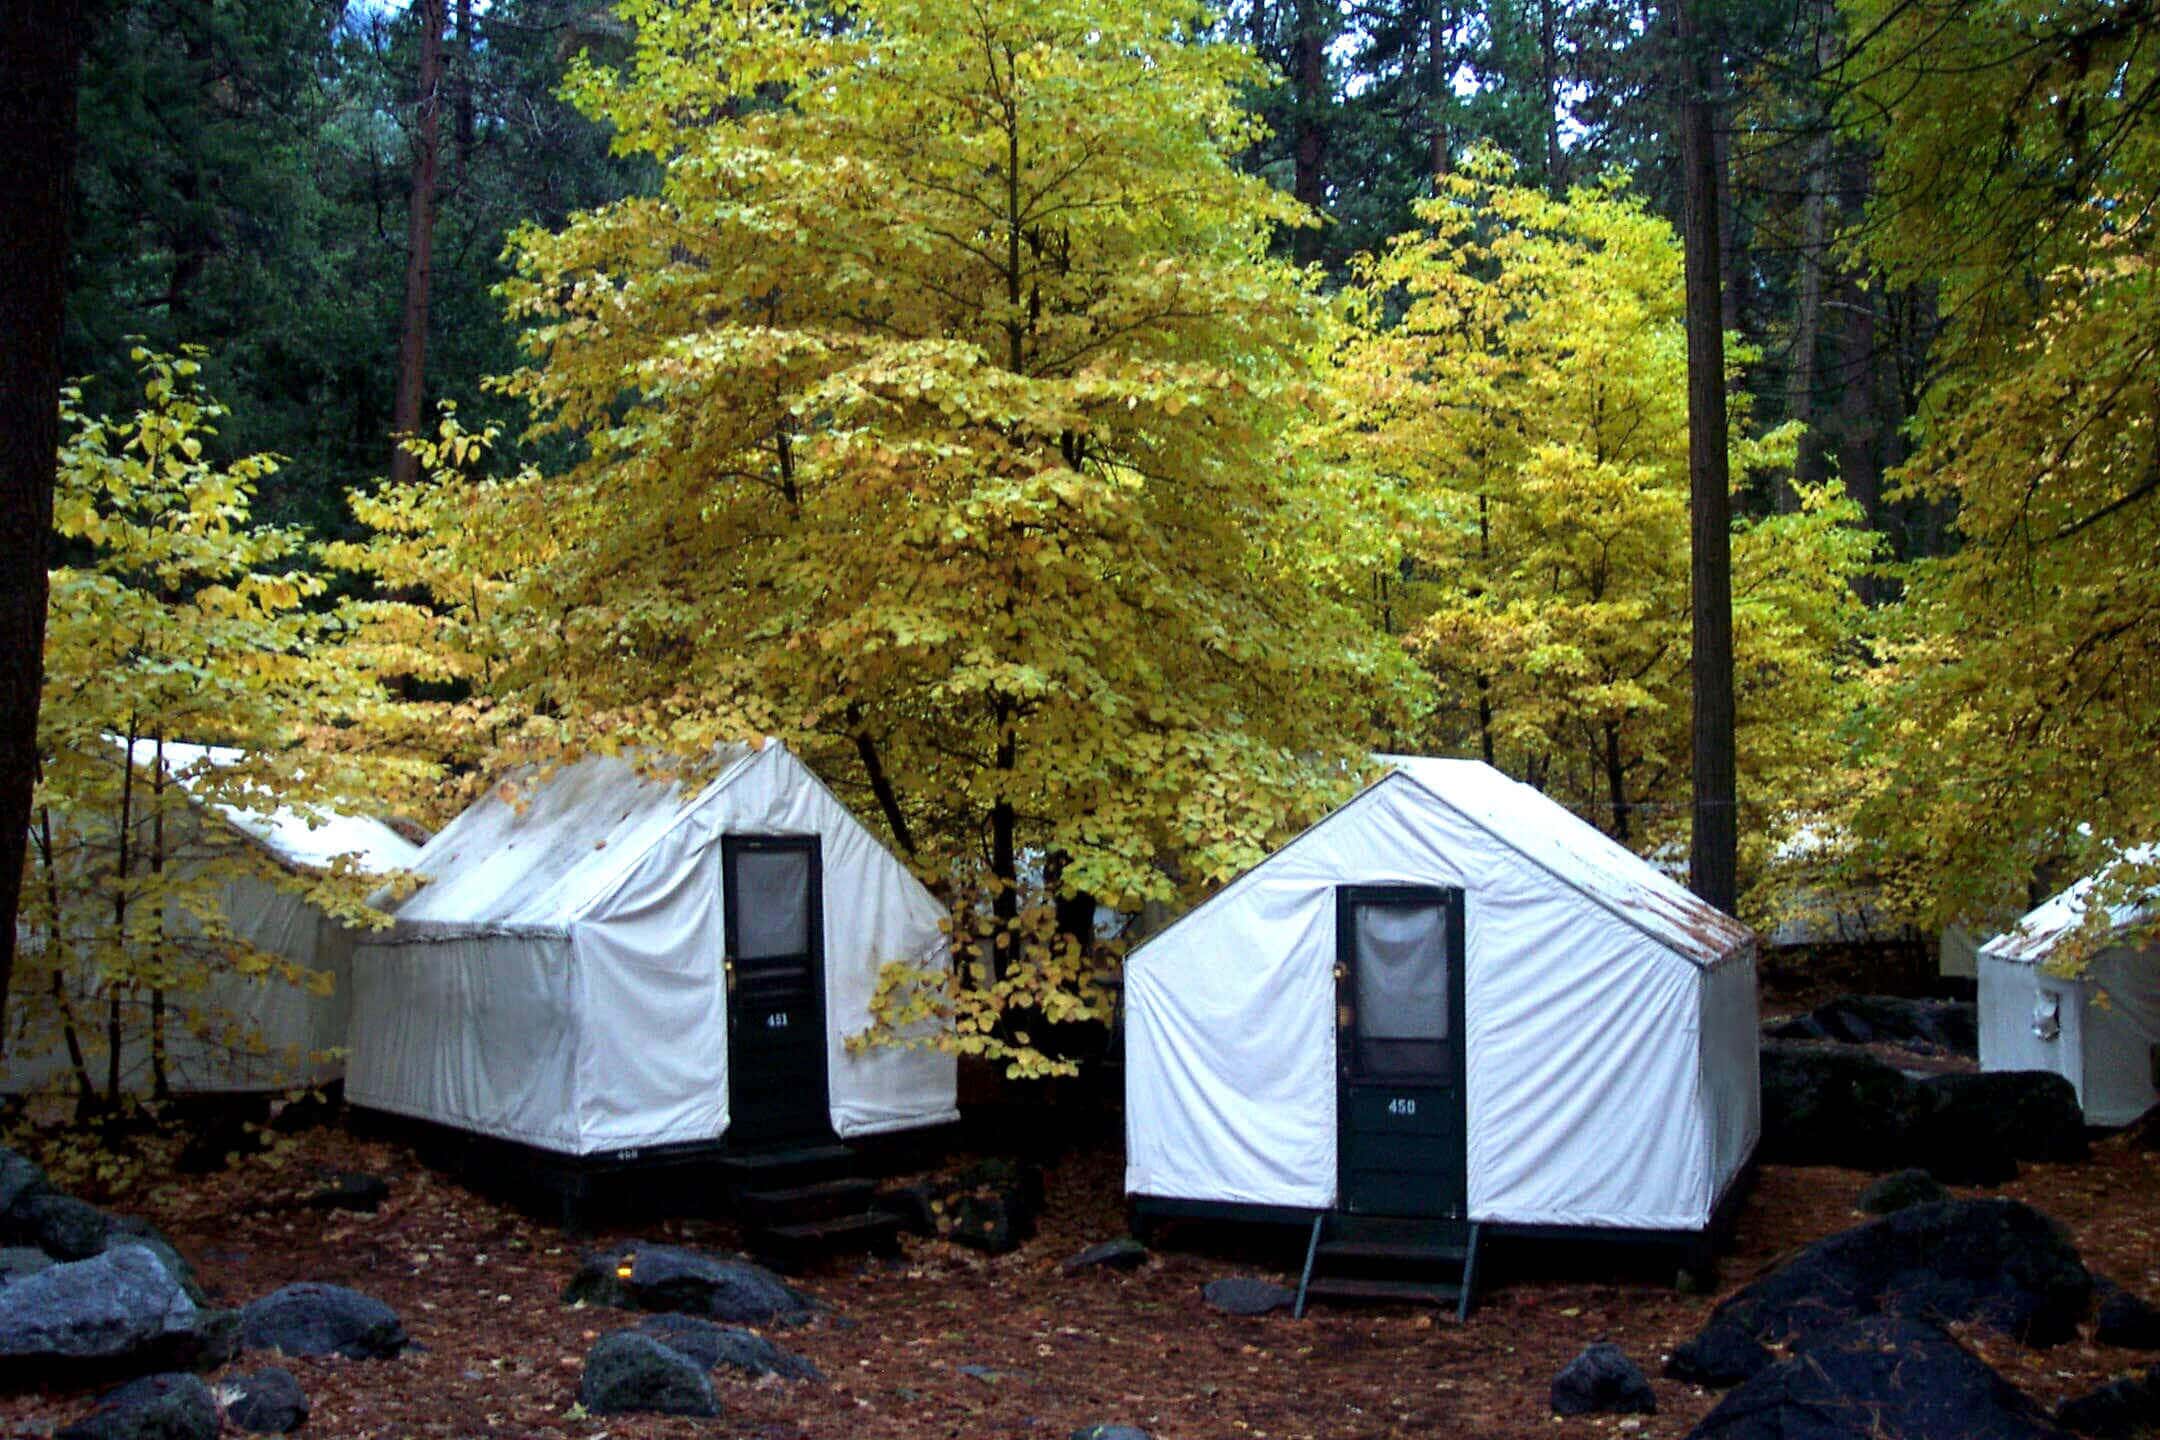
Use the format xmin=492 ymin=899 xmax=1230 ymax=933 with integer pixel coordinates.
xmin=733 ymin=848 xmax=811 ymax=958
xmin=1352 ymin=902 xmax=1451 ymax=1078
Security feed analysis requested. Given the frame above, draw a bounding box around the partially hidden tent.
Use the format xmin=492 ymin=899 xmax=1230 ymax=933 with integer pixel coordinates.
xmin=1977 ymin=847 xmax=2160 ymax=1127
xmin=1124 ymin=756 xmax=1760 ymax=1236
xmin=347 ymin=740 xmax=955 ymax=1158
xmin=6 ymin=740 xmax=420 ymax=1097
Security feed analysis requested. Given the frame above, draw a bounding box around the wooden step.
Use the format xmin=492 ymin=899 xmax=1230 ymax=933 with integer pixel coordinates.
xmin=737 ymin=1176 xmax=876 ymax=1225
xmin=1301 ymin=1275 xmax=1462 ymax=1306
xmin=1315 ymin=1239 xmax=1469 ymax=1265
xmin=749 ymin=1209 xmax=903 ymax=1271
xmin=717 ymin=1144 xmax=855 ymax=1195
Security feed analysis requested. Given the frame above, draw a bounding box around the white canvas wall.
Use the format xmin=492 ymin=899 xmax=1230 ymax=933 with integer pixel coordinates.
xmin=1125 ymin=769 xmax=1757 ymax=1231
xmin=349 ymin=743 xmax=956 ymax=1157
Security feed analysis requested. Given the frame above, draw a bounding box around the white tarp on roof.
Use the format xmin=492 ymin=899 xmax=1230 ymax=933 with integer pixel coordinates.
xmin=8 ymin=742 xmax=419 ymax=1096
xmin=1124 ymin=756 xmax=1758 ymax=1231
xmin=1977 ymin=846 xmax=2160 ymax=1127
xmin=346 ymin=741 xmax=956 ymax=1156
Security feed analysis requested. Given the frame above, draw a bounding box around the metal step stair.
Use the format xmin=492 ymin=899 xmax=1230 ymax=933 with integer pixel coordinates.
xmin=726 ymin=1143 xmax=900 ymax=1271
xmin=1295 ymin=1213 xmax=1482 ymax=1321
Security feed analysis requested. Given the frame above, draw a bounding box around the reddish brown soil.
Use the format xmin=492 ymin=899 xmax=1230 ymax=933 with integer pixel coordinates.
xmin=4 ymin=1127 xmax=2155 ymax=1440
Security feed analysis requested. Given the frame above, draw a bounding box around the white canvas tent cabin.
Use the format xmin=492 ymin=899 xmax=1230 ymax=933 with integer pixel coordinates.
xmin=1977 ymin=847 xmax=2160 ymax=1128
xmin=1123 ymin=756 xmax=1759 ymax=1314
xmin=4 ymin=740 xmax=420 ymax=1100
xmin=346 ymin=741 xmax=956 ymax=1221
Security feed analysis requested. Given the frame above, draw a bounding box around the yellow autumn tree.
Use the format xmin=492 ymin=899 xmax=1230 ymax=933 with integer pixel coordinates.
xmin=1839 ymin=0 xmax=2160 ymax=947
xmin=1316 ymin=155 xmax=1877 ymax=911
xmin=16 ymin=350 xmax=404 ymax=1111
xmin=348 ymin=0 xmax=1392 ymax=1074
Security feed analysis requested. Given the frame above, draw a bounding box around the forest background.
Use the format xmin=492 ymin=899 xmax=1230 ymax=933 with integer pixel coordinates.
xmin=1 ymin=0 xmax=2156 ymax=1092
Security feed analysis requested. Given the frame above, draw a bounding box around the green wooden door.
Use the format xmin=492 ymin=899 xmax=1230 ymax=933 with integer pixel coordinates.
xmin=724 ymin=835 xmax=830 ymax=1148
xmin=1336 ymin=885 xmax=1467 ymax=1218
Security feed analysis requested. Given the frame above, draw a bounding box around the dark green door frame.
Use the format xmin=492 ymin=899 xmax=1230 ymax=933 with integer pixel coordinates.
xmin=1335 ymin=883 xmax=1468 ymax=1218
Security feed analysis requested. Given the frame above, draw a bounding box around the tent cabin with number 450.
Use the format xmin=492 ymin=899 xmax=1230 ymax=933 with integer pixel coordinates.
xmin=1121 ymin=756 xmax=1760 ymax=1318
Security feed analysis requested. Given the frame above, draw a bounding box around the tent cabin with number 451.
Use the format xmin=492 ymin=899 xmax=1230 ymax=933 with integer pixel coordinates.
xmin=343 ymin=740 xmax=956 ymax=1231
xmin=1121 ymin=756 xmax=1760 ymax=1318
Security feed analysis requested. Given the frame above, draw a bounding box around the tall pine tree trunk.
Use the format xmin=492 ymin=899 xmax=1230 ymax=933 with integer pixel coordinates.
xmin=0 ymin=1 xmax=88 ymax=1053
xmin=1675 ymin=0 xmax=1737 ymax=916
xmin=391 ymin=0 xmax=447 ymax=488
xmin=1538 ymin=0 xmax=1562 ymax=193
xmin=1783 ymin=0 xmax=1838 ymax=510
xmin=1290 ymin=0 xmax=1328 ymax=263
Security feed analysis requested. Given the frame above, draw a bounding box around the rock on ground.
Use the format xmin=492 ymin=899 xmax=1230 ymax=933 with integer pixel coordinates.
xmin=1767 ymin=995 xmax=1980 ymax=1056
xmin=1063 ymin=1239 xmax=1149 ymax=1275
xmin=2054 ymin=1369 xmax=2160 ymax=1438
xmin=1072 ymin=1427 xmax=1152 ymax=1440
xmin=1202 ymin=1278 xmax=1292 ymax=1317
xmin=1859 ymin=1169 xmax=1954 ymax=1216
xmin=0 ymin=1245 xmax=233 ymax=1386
xmin=1688 ymin=1317 xmax=2073 ymax=1439
xmin=1760 ymin=1041 xmax=1938 ymax=1172
xmin=1925 ymin=1072 xmax=2089 ymax=1167
xmin=579 ymin=1330 xmax=719 ymax=1418
xmin=304 ymin=1173 xmax=389 ymax=1214
xmin=1551 ymin=1342 xmax=1657 ymax=1416
xmin=56 ymin=1372 xmax=219 ymax=1440
xmin=241 ymin=1282 xmax=408 ymax=1360
xmin=0 ymin=1247 xmax=54 ymax=1286
xmin=633 ymin=1315 xmax=823 ymax=1381
xmin=2096 ymin=1290 xmax=2160 ymax=1350
xmin=224 ymin=1366 xmax=310 ymax=1434
xmin=11 ymin=1193 xmax=112 ymax=1261
xmin=0 ymin=1151 xmax=51 ymax=1218
xmin=1707 ymin=1198 xmax=2093 ymax=1350
xmin=1663 ymin=1320 xmax=1774 ymax=1389
xmin=563 ymin=1243 xmax=817 ymax=1325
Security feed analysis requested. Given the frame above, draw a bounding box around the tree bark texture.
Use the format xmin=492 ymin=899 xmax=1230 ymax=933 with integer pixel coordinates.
xmin=1675 ymin=0 xmax=1738 ymax=916
xmin=391 ymin=0 xmax=447 ymax=488
xmin=0 ymin=0 xmax=89 ymax=1055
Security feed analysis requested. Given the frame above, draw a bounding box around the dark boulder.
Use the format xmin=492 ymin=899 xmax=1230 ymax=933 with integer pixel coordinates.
xmin=304 ymin=1173 xmax=389 ymax=1214
xmin=1551 ymin=1342 xmax=1656 ymax=1416
xmin=578 ymin=1330 xmax=719 ymax=1417
xmin=0 ymin=1247 xmax=54 ymax=1286
xmin=1768 ymin=996 xmax=1980 ymax=1056
xmin=633 ymin=1314 xmax=823 ymax=1381
xmin=241 ymin=1282 xmax=408 ymax=1359
xmin=1859 ymin=1169 xmax=1953 ymax=1216
xmin=1921 ymin=1072 xmax=2089 ymax=1167
xmin=2097 ymin=1290 xmax=2160 ymax=1350
xmin=1063 ymin=1238 xmax=1149 ymax=1275
xmin=224 ymin=1367 xmax=309 ymax=1434
xmin=1760 ymin=1041 xmax=1936 ymax=1171
xmin=1710 ymin=1199 xmax=2092 ymax=1349
xmin=1664 ymin=1320 xmax=1774 ymax=1389
xmin=564 ymin=1242 xmax=818 ymax=1326
xmin=1072 ymin=1427 xmax=1152 ymax=1440
xmin=0 ymin=1149 xmax=49 ymax=1216
xmin=2055 ymin=1371 xmax=2160 ymax=1439
xmin=947 ymin=1189 xmax=1029 ymax=1255
xmin=0 ymin=1245 xmax=231 ymax=1385
xmin=103 ymin=1220 xmax=202 ymax=1306
xmin=873 ymin=1183 xmax=939 ymax=1238
xmin=1685 ymin=1317 xmax=2071 ymax=1440
xmin=1202 ymin=1277 xmax=1292 ymax=1317
xmin=57 ymin=1372 xmax=219 ymax=1440
xmin=14 ymin=1193 xmax=113 ymax=1261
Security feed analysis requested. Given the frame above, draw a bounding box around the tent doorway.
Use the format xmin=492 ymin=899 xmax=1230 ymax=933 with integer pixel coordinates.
xmin=1336 ymin=884 xmax=1466 ymax=1217
xmin=724 ymin=835 xmax=829 ymax=1147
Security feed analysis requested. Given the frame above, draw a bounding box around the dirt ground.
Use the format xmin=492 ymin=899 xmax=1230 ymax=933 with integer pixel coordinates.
xmin=3 ymin=1120 xmax=2156 ymax=1440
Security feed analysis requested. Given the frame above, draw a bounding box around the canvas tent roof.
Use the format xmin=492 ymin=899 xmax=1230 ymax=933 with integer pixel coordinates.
xmin=383 ymin=743 xmax=762 ymax=935
xmin=122 ymin=737 xmax=419 ymax=876
xmin=1980 ymin=844 xmax=2160 ymax=965
xmin=1379 ymin=755 xmax=1751 ymax=965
